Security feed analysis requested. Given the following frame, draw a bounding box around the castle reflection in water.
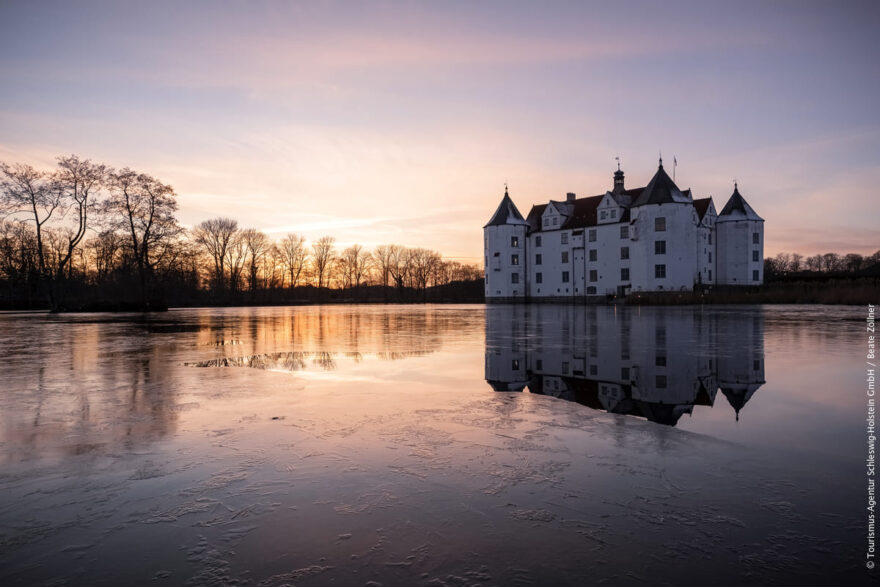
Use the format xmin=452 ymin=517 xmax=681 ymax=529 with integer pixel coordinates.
xmin=485 ymin=305 xmax=765 ymax=426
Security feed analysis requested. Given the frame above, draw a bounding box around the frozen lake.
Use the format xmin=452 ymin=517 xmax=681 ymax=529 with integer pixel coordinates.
xmin=0 ymin=304 xmax=868 ymax=585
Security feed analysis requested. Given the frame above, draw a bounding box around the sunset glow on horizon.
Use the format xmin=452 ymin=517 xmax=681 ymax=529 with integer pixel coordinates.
xmin=2 ymin=0 xmax=878 ymax=261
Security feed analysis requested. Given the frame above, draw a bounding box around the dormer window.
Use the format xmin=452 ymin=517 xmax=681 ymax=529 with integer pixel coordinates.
xmin=543 ymin=218 xmax=549 ymax=227
xmin=600 ymin=210 xmax=607 ymax=220
xmin=553 ymin=217 xmax=558 ymax=226
xmin=611 ymin=209 xmax=617 ymax=219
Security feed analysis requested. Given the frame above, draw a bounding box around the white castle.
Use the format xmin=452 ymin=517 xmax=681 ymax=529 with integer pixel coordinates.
xmin=484 ymin=159 xmax=764 ymax=301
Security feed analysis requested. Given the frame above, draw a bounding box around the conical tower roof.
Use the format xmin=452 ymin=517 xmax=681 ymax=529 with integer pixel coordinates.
xmin=631 ymin=158 xmax=691 ymax=207
xmin=484 ymin=187 xmax=528 ymax=227
xmin=718 ymin=184 xmax=763 ymax=222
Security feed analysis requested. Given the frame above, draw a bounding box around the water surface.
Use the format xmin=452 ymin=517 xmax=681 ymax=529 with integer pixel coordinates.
xmin=0 ymin=304 xmax=867 ymax=585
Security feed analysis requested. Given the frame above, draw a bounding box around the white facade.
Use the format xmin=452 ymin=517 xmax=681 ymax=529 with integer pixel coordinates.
xmin=484 ymin=161 xmax=764 ymax=301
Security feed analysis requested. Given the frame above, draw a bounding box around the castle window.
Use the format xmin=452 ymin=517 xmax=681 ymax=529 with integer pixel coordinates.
xmin=656 ymin=375 xmax=667 ymax=389
xmin=621 ymin=367 xmax=630 ymax=380
xmin=562 ymin=271 xmax=570 ymax=283
xmin=655 ymin=240 xmax=666 ymax=255
xmin=512 ymin=359 xmax=519 ymax=370
xmin=656 ymin=355 xmax=666 ymax=367
xmin=587 ymin=286 xmax=597 ymax=295
xmin=589 ymin=229 xmax=597 ymax=242
xmin=536 ymin=235 xmax=542 ymax=247
xmin=621 ymin=246 xmax=629 ymax=260
xmin=752 ymin=250 xmax=759 ymax=262
xmin=537 ymin=360 xmax=543 ymax=370
xmin=620 ymin=226 xmax=629 ymax=239
xmin=511 ymin=236 xmax=519 ymax=247
xmin=536 ymin=272 xmax=543 ymax=284
xmin=562 ymin=362 xmax=569 ymax=374
xmin=655 ymin=264 xmax=666 ymax=278
xmin=561 ymin=233 xmax=568 ymax=244
xmin=708 ymin=269 xmax=712 ymax=280
xmin=753 ymin=232 xmax=760 ymax=244
xmin=511 ymin=254 xmax=519 ymax=265
xmin=753 ymin=270 xmax=760 ymax=282
xmin=655 ymin=217 xmax=666 ymax=232
xmin=561 ymin=251 xmax=569 ymax=263
xmin=511 ymin=273 xmax=519 ymax=284
xmin=589 ymin=270 xmax=598 ymax=282
xmin=589 ymin=249 xmax=597 ymax=262
xmin=621 ymin=268 xmax=629 ymax=281
xmin=590 ymin=364 xmax=597 ymax=375
xmin=708 ymin=252 xmax=712 ymax=262
xmin=754 ymin=359 xmax=761 ymax=371
xmin=536 ymin=253 xmax=542 ymax=265
xmin=708 ymin=233 xmax=712 ymax=245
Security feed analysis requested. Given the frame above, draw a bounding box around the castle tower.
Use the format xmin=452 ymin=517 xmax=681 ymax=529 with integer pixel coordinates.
xmin=627 ymin=159 xmax=699 ymax=292
xmin=484 ymin=187 xmax=529 ymax=302
xmin=716 ymin=183 xmax=764 ymax=285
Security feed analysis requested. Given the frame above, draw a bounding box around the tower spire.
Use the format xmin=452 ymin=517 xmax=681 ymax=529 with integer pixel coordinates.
xmin=613 ymin=158 xmax=625 ymax=193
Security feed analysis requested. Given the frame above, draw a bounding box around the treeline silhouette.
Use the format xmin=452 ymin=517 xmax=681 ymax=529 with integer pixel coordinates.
xmin=764 ymin=250 xmax=880 ymax=281
xmin=0 ymin=155 xmax=483 ymax=311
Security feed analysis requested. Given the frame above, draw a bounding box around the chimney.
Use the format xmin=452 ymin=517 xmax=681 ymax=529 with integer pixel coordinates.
xmin=566 ymin=192 xmax=576 ymax=202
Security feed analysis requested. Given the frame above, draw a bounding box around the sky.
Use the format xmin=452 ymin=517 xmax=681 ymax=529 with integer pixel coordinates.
xmin=1 ymin=0 xmax=878 ymax=262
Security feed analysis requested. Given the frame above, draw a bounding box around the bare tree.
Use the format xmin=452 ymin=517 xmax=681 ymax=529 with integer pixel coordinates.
xmin=242 ymin=228 xmax=270 ymax=293
xmin=0 ymin=220 xmax=38 ymax=288
xmin=104 ymin=168 xmax=181 ymax=304
xmin=88 ymin=229 xmax=124 ymax=282
xmin=340 ymin=244 xmax=371 ymax=290
xmin=311 ymin=235 xmax=336 ymax=289
xmin=224 ymin=231 xmax=247 ymax=292
xmin=279 ymin=233 xmax=308 ymax=288
xmin=409 ymin=247 xmax=441 ymax=293
xmin=0 ymin=162 xmax=61 ymax=304
xmin=373 ymin=244 xmax=395 ymax=295
xmin=844 ymin=253 xmax=865 ymax=273
xmin=192 ymin=217 xmax=238 ymax=291
xmin=263 ymin=243 xmax=283 ymax=289
xmin=388 ymin=244 xmax=409 ymax=294
xmin=50 ymin=156 xmax=106 ymax=293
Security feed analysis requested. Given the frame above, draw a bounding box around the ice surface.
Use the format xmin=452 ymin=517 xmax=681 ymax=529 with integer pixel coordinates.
xmin=0 ymin=304 xmax=867 ymax=585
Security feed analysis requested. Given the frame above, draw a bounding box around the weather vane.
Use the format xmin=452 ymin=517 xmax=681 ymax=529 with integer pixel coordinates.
xmin=614 ymin=156 xmax=620 ymax=171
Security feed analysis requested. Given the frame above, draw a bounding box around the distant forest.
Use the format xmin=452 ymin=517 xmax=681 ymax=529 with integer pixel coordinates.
xmin=0 ymin=155 xmax=483 ymax=311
